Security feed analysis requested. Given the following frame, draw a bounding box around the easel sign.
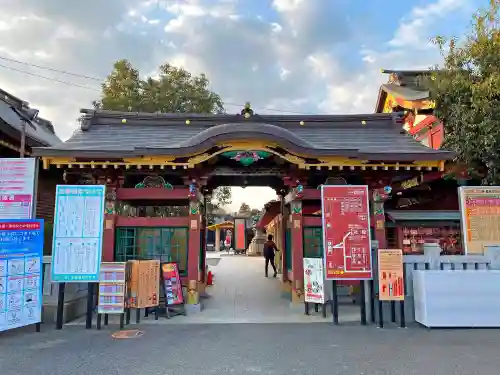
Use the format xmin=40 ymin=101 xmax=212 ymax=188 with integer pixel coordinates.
xmin=161 ymin=263 xmax=186 ymax=318
xmin=303 ymin=258 xmax=329 ymax=318
xmin=98 ymin=262 xmax=126 ymax=314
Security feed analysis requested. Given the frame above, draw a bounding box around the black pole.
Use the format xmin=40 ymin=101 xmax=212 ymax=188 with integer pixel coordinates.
xmin=369 ymin=280 xmax=375 ymax=323
xmin=304 ymin=302 xmax=309 ymax=315
xmin=126 ymin=308 xmax=131 ymax=325
xmin=390 ymin=301 xmax=396 ymax=323
xmin=119 ymin=313 xmax=125 ymax=329
xmin=96 ymin=314 xmax=102 ymax=330
xmin=104 ymin=314 xmax=109 ymax=326
xmin=360 ymin=281 xmax=367 ymax=325
xmin=399 ymin=300 xmax=406 ymax=328
xmin=155 ymin=306 xmax=159 ymax=320
xmin=377 ymin=299 xmax=384 ymax=328
xmin=36 ymin=265 xmax=44 ymax=332
xmin=85 ymin=283 xmax=95 ymax=329
xmin=55 ymin=283 xmax=66 ymax=330
xmin=332 ymin=280 xmax=339 ymax=325
xmin=136 ymin=308 xmax=141 ymax=324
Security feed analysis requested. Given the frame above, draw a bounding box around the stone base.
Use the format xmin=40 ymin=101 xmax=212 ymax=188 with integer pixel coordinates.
xmin=42 ymin=295 xmax=87 ymax=324
xmin=185 ymin=302 xmax=203 ymax=315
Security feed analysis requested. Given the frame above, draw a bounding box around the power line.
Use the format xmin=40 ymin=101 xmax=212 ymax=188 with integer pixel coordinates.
xmin=0 ymin=58 xmax=319 ymax=115
xmin=0 ymin=55 xmax=103 ymax=81
xmin=0 ymin=63 xmax=101 ymax=91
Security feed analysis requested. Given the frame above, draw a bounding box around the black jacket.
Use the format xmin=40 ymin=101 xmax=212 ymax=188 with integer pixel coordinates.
xmin=263 ymin=240 xmax=278 ymax=258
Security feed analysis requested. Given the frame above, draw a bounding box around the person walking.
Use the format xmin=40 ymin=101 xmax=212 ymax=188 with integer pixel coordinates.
xmin=263 ymin=234 xmax=279 ymax=278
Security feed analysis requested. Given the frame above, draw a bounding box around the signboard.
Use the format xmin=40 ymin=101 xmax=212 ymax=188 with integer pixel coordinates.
xmin=303 ymin=258 xmax=325 ymax=304
xmin=0 ymin=219 xmax=43 ymax=332
xmin=161 ymin=263 xmax=184 ymax=306
xmin=378 ymin=249 xmax=405 ymax=301
xmin=459 ymin=187 xmax=500 ymax=254
xmin=51 ymin=185 xmax=105 ymax=282
xmin=98 ymin=262 xmax=126 ymax=314
xmin=321 ymin=185 xmax=372 ymax=280
xmin=0 ymin=158 xmax=36 ymax=219
xmin=127 ymin=260 xmax=160 ymax=309
xmin=234 ymin=218 xmax=246 ymax=251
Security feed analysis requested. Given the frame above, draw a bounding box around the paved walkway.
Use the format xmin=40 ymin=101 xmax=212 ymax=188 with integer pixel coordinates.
xmin=71 ymin=254 xmax=360 ymax=325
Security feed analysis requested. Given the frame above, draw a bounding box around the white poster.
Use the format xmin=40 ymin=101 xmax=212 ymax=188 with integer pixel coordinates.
xmin=0 ymin=158 xmax=36 ymax=219
xmin=303 ymin=258 xmax=325 ymax=304
xmin=51 ymin=185 xmax=105 ymax=283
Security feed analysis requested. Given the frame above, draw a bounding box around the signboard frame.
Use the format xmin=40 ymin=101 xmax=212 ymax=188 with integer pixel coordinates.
xmin=377 ymin=249 xmax=405 ymax=301
xmin=458 ymin=186 xmax=500 ymax=255
xmin=303 ymin=258 xmax=326 ymax=304
xmin=0 ymin=158 xmax=37 ymax=220
xmin=0 ymin=219 xmax=44 ymax=332
xmin=321 ymin=185 xmax=373 ymax=281
xmin=98 ymin=262 xmax=127 ymax=314
xmin=51 ymin=185 xmax=106 ymax=283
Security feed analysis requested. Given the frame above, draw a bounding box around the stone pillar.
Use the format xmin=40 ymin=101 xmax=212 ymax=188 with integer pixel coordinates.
xmin=290 ymin=199 xmax=304 ymax=304
xmin=215 ymin=227 xmax=221 ymax=252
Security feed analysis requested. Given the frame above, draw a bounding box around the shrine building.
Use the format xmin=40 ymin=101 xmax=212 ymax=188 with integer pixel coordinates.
xmin=32 ymin=106 xmax=453 ymax=305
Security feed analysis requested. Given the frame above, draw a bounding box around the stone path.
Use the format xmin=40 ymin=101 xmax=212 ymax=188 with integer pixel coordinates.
xmin=70 ymin=254 xmax=360 ymax=325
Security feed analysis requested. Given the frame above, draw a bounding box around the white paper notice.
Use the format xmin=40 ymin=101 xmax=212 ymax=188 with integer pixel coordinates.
xmin=51 ymin=185 xmax=105 ymax=282
xmin=0 ymin=158 xmax=36 ymax=219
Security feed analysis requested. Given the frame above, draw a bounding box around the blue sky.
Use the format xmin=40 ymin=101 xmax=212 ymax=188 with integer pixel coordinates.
xmin=0 ymin=0 xmax=492 ymax=210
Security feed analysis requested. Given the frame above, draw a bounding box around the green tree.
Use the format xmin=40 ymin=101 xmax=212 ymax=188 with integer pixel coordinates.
xmin=206 ymin=187 xmax=232 ymax=225
xmin=425 ymin=0 xmax=500 ymax=184
xmin=94 ymin=59 xmax=225 ymax=114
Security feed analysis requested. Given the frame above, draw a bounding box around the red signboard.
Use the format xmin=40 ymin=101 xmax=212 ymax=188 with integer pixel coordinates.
xmin=321 ymin=185 xmax=373 ymax=280
xmin=161 ymin=263 xmax=184 ymax=306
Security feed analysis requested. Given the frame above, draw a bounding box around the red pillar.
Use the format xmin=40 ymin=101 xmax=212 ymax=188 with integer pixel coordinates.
xmin=187 ymin=199 xmax=201 ymax=282
xmin=290 ymin=199 xmax=304 ymax=303
xmin=102 ymin=177 xmax=120 ymax=261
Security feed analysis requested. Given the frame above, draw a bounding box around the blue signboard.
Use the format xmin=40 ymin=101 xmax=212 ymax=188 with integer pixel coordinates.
xmin=0 ymin=219 xmax=44 ymax=332
xmin=51 ymin=185 xmax=105 ymax=282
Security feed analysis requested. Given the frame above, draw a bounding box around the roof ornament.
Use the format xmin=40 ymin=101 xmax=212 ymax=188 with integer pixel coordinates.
xmin=241 ymin=102 xmax=254 ymax=119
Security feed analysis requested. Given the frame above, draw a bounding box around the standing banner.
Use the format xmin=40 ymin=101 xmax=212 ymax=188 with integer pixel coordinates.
xmin=0 ymin=158 xmax=36 ymax=219
xmin=0 ymin=219 xmax=44 ymax=332
xmin=234 ymin=218 xmax=246 ymax=252
xmin=378 ymin=249 xmax=405 ymax=301
xmin=98 ymin=262 xmax=127 ymax=314
xmin=303 ymin=258 xmax=325 ymax=304
xmin=459 ymin=186 xmax=500 ymax=254
xmin=321 ymin=185 xmax=373 ymax=280
xmin=51 ymin=185 xmax=105 ymax=282
xmin=161 ymin=263 xmax=184 ymax=306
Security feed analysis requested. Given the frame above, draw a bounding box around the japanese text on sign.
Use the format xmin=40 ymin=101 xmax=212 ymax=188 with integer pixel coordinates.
xmin=459 ymin=187 xmax=500 ymax=255
xmin=51 ymin=185 xmax=105 ymax=282
xmin=98 ymin=263 xmax=126 ymax=314
xmin=378 ymin=249 xmax=405 ymax=301
xmin=0 ymin=219 xmax=44 ymax=332
xmin=0 ymin=158 xmax=36 ymax=220
xmin=321 ymin=185 xmax=373 ymax=280
xmin=303 ymin=258 xmax=325 ymax=304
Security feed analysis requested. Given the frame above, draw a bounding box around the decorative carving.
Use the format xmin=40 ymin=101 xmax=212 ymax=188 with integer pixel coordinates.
xmin=283 ymin=153 xmax=305 ymax=165
xmin=290 ymin=200 xmax=302 ymax=215
xmin=221 ymin=150 xmax=271 ymax=166
xmin=187 ymin=153 xmax=210 ymax=165
xmin=189 ymin=201 xmax=200 ymax=215
xmin=135 ymin=175 xmax=173 ymax=189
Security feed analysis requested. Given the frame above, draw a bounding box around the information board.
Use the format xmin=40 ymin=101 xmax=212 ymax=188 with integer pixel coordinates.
xmin=321 ymin=185 xmax=373 ymax=280
xmin=0 ymin=158 xmax=36 ymax=219
xmin=51 ymin=185 xmax=105 ymax=282
xmin=378 ymin=249 xmax=404 ymax=301
xmin=303 ymin=258 xmax=325 ymax=304
xmin=161 ymin=263 xmax=184 ymax=306
xmin=0 ymin=219 xmax=44 ymax=332
xmin=127 ymin=260 xmax=160 ymax=308
xmin=98 ymin=262 xmax=126 ymax=314
xmin=459 ymin=186 xmax=500 ymax=254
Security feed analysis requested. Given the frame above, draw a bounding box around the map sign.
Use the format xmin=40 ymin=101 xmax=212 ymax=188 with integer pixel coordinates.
xmin=0 ymin=219 xmax=44 ymax=332
xmin=51 ymin=185 xmax=105 ymax=282
xmin=0 ymin=158 xmax=36 ymax=219
xmin=459 ymin=187 xmax=500 ymax=254
xmin=98 ymin=262 xmax=126 ymax=314
xmin=303 ymin=258 xmax=325 ymax=304
xmin=378 ymin=249 xmax=405 ymax=301
xmin=321 ymin=185 xmax=373 ymax=280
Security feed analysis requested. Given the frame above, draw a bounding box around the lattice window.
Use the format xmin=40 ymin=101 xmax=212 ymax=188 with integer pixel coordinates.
xmin=115 ymin=227 xmax=189 ymax=275
xmin=303 ymin=227 xmax=323 ymax=258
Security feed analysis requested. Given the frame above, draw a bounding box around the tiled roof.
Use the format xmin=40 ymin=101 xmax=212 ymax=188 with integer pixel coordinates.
xmin=32 ymin=109 xmax=454 ymax=161
xmin=0 ymin=93 xmax=61 ymax=147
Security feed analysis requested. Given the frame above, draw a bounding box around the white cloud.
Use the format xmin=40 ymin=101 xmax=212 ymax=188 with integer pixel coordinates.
xmin=0 ymin=0 xmax=476 ymax=208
